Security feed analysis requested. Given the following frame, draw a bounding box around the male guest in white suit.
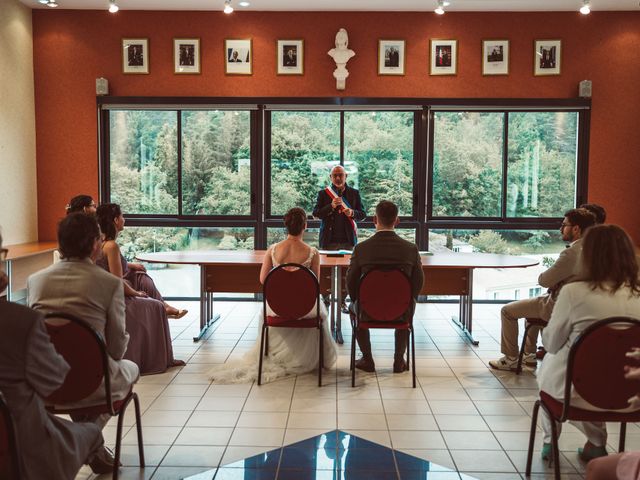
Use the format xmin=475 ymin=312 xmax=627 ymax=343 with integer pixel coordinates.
xmin=489 ymin=208 xmax=596 ymax=371
xmin=0 ymin=230 xmax=108 ymax=478
xmin=27 ymin=213 xmax=139 ymax=470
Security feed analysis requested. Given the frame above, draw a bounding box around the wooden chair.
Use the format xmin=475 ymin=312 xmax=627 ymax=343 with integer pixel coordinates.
xmin=259 ymin=263 xmax=323 ymax=386
xmin=351 ymin=268 xmax=416 ymax=388
xmin=0 ymin=391 xmax=20 ymax=480
xmin=526 ymin=317 xmax=640 ymax=479
xmin=44 ymin=312 xmax=145 ymax=480
xmin=516 ymin=317 xmax=548 ymax=374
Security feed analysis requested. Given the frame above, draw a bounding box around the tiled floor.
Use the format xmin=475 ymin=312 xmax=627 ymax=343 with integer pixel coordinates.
xmin=73 ymin=301 xmax=634 ymax=480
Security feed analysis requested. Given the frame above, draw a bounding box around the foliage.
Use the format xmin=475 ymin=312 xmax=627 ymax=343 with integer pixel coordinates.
xmin=469 ymin=230 xmax=511 ymax=254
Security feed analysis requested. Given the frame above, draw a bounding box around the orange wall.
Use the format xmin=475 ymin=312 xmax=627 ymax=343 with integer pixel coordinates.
xmin=32 ymin=10 xmax=640 ymax=240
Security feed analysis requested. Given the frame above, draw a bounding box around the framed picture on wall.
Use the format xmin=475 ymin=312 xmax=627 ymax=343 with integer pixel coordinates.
xmin=225 ymin=39 xmax=252 ymax=75
xmin=430 ymin=39 xmax=457 ymax=75
xmin=122 ymin=38 xmax=149 ymax=74
xmin=482 ymin=39 xmax=509 ymax=75
xmin=378 ymin=39 xmax=405 ymax=75
xmin=534 ymin=39 xmax=561 ymax=76
xmin=277 ymin=39 xmax=304 ymax=75
xmin=174 ymin=38 xmax=200 ymax=74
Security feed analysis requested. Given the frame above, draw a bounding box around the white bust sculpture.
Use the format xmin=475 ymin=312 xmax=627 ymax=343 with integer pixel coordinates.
xmin=328 ymin=28 xmax=355 ymax=90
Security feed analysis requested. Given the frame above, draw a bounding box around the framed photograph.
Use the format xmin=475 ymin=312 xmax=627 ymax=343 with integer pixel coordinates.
xmin=174 ymin=38 xmax=200 ymax=74
xmin=430 ymin=39 xmax=457 ymax=75
xmin=534 ymin=39 xmax=561 ymax=76
xmin=277 ymin=39 xmax=304 ymax=75
xmin=122 ymin=38 xmax=149 ymax=74
xmin=225 ymin=39 xmax=252 ymax=75
xmin=378 ymin=39 xmax=405 ymax=75
xmin=482 ymin=39 xmax=509 ymax=76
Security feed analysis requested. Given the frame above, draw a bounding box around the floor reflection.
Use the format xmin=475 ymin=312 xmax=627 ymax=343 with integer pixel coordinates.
xmin=185 ymin=429 xmax=471 ymax=480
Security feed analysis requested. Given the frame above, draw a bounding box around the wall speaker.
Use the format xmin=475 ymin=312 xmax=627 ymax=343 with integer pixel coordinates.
xmin=96 ymin=77 xmax=109 ymax=96
xmin=579 ymin=80 xmax=592 ymax=98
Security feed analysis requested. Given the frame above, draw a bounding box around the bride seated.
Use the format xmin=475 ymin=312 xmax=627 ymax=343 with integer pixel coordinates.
xmin=211 ymin=207 xmax=337 ymax=383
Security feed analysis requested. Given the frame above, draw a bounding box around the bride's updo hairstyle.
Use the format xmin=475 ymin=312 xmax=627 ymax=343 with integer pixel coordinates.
xmin=284 ymin=207 xmax=307 ymax=236
xmin=581 ymin=224 xmax=640 ymax=294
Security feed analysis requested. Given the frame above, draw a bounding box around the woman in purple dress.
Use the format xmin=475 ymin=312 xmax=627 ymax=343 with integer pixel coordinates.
xmin=96 ymin=203 xmax=184 ymax=374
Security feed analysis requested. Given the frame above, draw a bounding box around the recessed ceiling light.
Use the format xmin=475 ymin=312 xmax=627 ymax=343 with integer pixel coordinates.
xmin=580 ymin=0 xmax=591 ymax=14
xmin=108 ymin=1 xmax=119 ymax=13
xmin=46 ymin=1 xmax=58 ymax=7
xmin=223 ymin=0 xmax=233 ymax=13
xmin=434 ymin=0 xmax=445 ymax=15
xmin=239 ymin=1 xmax=250 ymax=6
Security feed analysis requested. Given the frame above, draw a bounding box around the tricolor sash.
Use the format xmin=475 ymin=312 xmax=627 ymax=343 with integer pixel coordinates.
xmin=324 ymin=186 xmax=357 ymax=236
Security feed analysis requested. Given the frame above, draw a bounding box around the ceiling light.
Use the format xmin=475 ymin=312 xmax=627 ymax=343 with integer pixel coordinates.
xmin=108 ymin=1 xmax=119 ymax=12
xmin=238 ymin=1 xmax=250 ymax=6
xmin=46 ymin=1 xmax=58 ymax=7
xmin=38 ymin=0 xmax=49 ymax=4
xmin=223 ymin=0 xmax=233 ymax=13
xmin=580 ymin=0 xmax=591 ymax=14
xmin=434 ymin=0 xmax=445 ymax=14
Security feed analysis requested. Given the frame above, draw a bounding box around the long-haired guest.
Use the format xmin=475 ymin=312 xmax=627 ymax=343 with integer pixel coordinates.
xmin=65 ymin=194 xmax=97 ymax=215
xmin=96 ymin=203 xmax=184 ymax=374
xmin=537 ymin=224 xmax=640 ymax=462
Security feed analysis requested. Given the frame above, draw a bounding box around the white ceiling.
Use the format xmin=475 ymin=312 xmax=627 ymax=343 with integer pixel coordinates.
xmin=23 ymin=0 xmax=640 ymax=11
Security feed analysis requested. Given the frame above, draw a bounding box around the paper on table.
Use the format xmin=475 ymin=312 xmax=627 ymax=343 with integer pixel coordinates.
xmin=319 ymin=249 xmax=352 ymax=255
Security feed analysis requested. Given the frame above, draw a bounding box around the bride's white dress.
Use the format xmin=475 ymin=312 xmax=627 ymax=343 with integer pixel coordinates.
xmin=209 ymin=246 xmax=338 ymax=383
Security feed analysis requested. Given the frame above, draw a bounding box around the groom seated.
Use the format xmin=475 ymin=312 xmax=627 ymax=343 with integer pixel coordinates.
xmin=347 ymin=200 xmax=424 ymax=373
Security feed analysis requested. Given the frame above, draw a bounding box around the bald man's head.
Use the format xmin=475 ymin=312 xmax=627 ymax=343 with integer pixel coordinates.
xmin=330 ymin=165 xmax=347 ymax=189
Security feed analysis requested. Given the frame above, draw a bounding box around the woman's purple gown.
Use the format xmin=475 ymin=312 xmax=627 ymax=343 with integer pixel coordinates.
xmin=97 ymin=252 xmax=177 ymax=375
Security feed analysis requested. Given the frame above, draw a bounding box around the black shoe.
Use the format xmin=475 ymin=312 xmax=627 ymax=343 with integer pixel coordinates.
xmin=341 ymin=301 xmax=349 ymax=314
xmin=393 ymin=358 xmax=408 ymax=373
xmin=355 ymin=357 xmax=376 ymax=372
xmin=89 ymin=446 xmax=117 ymax=475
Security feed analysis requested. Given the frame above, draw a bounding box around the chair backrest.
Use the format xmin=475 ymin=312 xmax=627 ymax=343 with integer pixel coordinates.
xmin=263 ymin=263 xmax=319 ymax=320
xmin=566 ymin=316 xmax=640 ymax=412
xmin=0 ymin=391 xmax=20 ymax=480
xmin=43 ymin=312 xmax=112 ymax=409
xmin=358 ymin=268 xmax=413 ymax=322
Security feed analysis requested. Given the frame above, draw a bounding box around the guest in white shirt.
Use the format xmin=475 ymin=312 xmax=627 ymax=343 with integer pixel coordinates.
xmin=538 ymin=224 xmax=640 ymax=463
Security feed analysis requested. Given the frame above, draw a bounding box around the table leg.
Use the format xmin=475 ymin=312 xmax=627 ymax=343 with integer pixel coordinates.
xmin=329 ymin=266 xmax=336 ymax=340
xmin=335 ymin=265 xmax=344 ymax=345
xmin=193 ymin=265 xmax=220 ymax=342
xmin=4 ymin=260 xmax=12 ymax=302
xmin=451 ymin=268 xmax=479 ymax=346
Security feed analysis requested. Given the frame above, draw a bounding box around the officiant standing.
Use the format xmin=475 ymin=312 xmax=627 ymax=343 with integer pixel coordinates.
xmin=313 ymin=165 xmax=366 ymax=313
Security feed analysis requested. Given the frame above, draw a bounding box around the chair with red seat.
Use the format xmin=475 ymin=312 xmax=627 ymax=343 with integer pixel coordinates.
xmin=43 ymin=312 xmax=144 ymax=480
xmin=0 ymin=391 xmax=20 ymax=480
xmin=526 ymin=316 xmax=640 ymax=479
xmin=351 ymin=268 xmax=415 ymax=388
xmin=259 ymin=263 xmax=323 ymax=386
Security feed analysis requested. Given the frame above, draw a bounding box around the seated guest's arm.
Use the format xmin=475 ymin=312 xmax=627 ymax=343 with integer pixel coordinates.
xmin=105 ymin=279 xmax=129 ymax=360
xmin=541 ymin=285 xmax=574 ymax=354
xmin=310 ymin=249 xmax=320 ymax=280
xmin=346 ymin=246 xmax=361 ymax=302
xmin=103 ymin=241 xmax=145 ymax=298
xmin=26 ymin=315 xmax=71 ymax=397
xmin=259 ymin=245 xmax=274 ymax=285
xmin=411 ymin=247 xmax=425 ymax=298
xmin=538 ymin=245 xmax=578 ymax=290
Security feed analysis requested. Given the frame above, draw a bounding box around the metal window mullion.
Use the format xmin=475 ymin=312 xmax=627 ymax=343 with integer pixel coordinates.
xmin=340 ymin=111 xmax=345 ymax=165
xmin=177 ymin=110 xmax=183 ymax=216
xmin=501 ymin=112 xmax=509 ymax=221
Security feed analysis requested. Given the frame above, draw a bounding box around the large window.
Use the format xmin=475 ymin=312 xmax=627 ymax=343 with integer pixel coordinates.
xmin=100 ymin=98 xmax=589 ymax=301
xmin=430 ymin=110 xmax=580 ymax=221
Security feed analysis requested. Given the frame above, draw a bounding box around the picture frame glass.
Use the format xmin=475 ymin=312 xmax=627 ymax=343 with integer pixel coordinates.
xmin=122 ymin=38 xmax=148 ymax=74
xmin=430 ymin=40 xmax=457 ymax=75
xmin=378 ymin=40 xmax=405 ymax=75
xmin=277 ymin=40 xmax=303 ymax=75
xmin=225 ymin=39 xmax=252 ymax=75
xmin=483 ymin=40 xmax=509 ymax=75
xmin=535 ymin=40 xmax=561 ymax=75
xmin=174 ymin=38 xmax=200 ymax=74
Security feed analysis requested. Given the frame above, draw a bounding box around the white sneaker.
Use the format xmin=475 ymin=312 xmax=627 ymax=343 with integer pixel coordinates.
xmin=489 ymin=355 xmax=519 ymax=371
xmin=524 ymin=353 xmax=537 ymax=366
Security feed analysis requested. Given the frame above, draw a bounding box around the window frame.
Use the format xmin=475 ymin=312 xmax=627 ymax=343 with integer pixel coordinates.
xmin=97 ymin=96 xmax=590 ymax=254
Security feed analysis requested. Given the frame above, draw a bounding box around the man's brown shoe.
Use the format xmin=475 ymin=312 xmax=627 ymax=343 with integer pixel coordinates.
xmin=88 ymin=446 xmax=116 ymax=475
xmin=355 ymin=357 xmax=375 ymax=372
xmin=393 ymin=359 xmax=408 ymax=373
